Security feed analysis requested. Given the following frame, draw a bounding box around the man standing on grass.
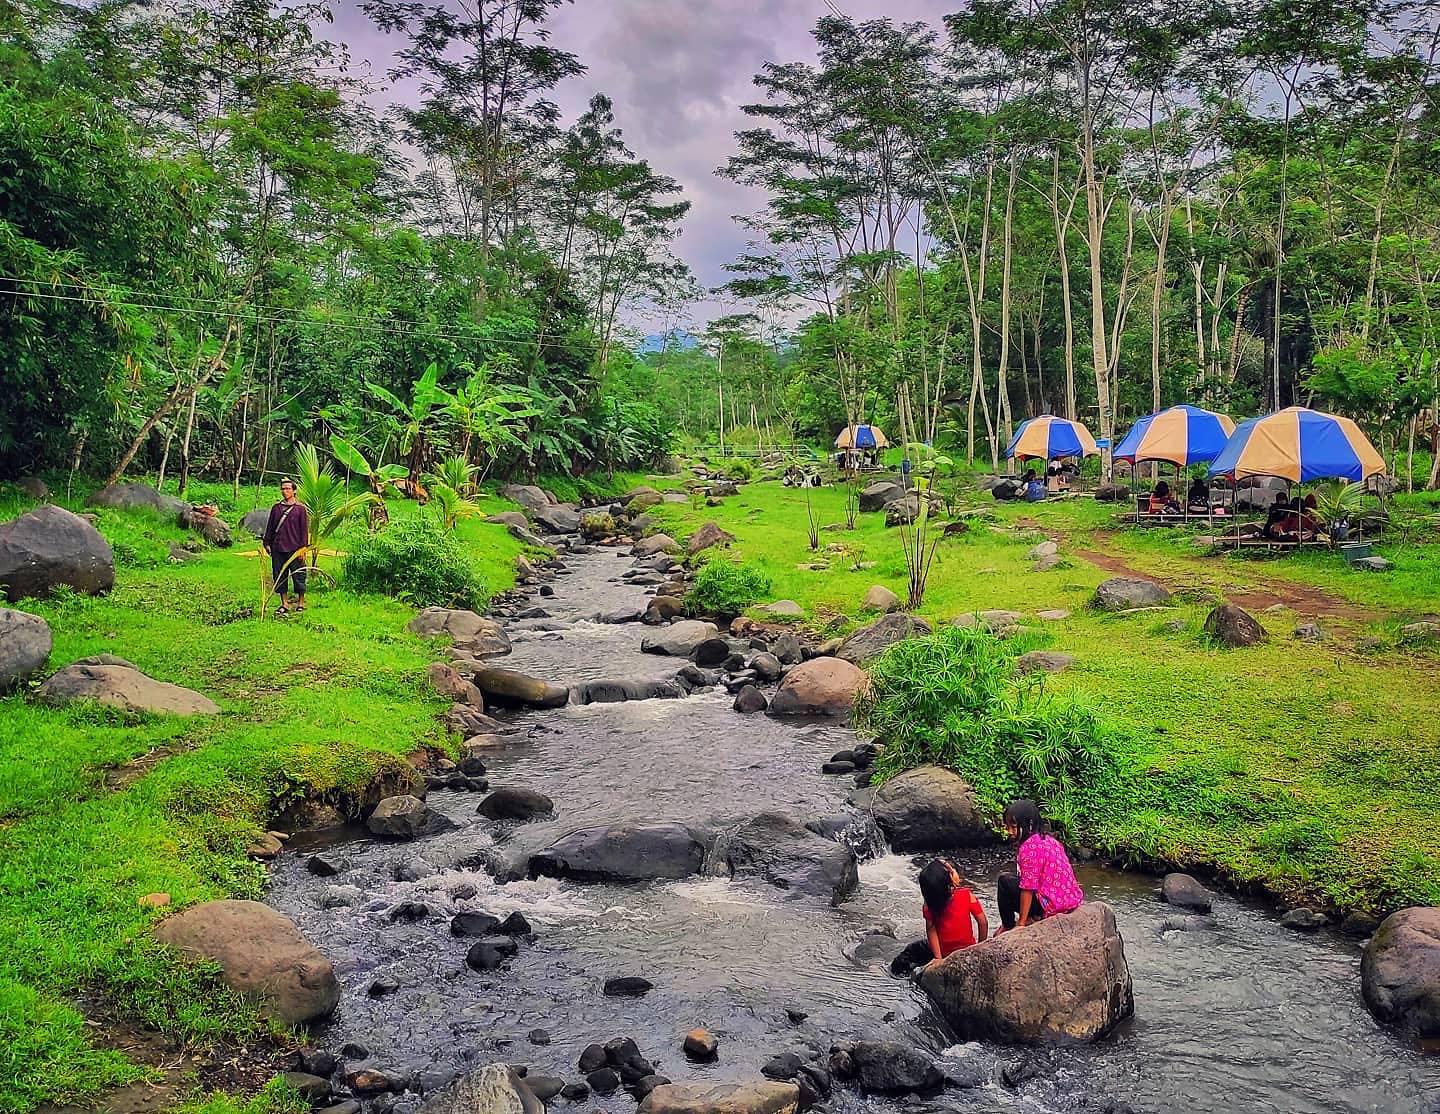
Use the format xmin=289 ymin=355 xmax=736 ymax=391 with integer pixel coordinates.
xmin=261 ymin=478 xmax=309 ymax=616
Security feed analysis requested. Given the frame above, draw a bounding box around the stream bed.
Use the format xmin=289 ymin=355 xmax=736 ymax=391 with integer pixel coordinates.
xmin=268 ymin=545 xmax=1437 ymax=1114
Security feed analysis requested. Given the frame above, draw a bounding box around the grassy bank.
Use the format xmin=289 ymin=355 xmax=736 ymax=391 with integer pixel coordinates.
xmin=0 ymin=480 xmax=553 ymax=1113
xmin=650 ymin=480 xmax=1440 ymax=916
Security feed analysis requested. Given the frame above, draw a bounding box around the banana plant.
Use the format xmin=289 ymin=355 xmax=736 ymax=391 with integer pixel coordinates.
xmin=331 ymin=434 xmax=409 ymax=493
xmin=365 ymin=362 xmax=444 ymax=482
xmin=295 ymin=443 xmax=381 ymax=566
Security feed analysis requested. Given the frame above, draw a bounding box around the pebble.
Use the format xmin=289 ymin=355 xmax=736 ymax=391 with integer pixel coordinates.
xmin=366 ymin=978 xmax=400 ymax=998
xmin=603 ymin=976 xmax=653 ymax=997
xmin=683 ymin=1028 xmax=718 ymax=1060
xmin=560 ymin=1082 xmax=590 ymax=1102
xmin=578 ymin=1044 xmax=608 ymax=1073
xmin=528 ymin=1028 xmax=551 ymax=1046
xmin=585 ymin=1068 xmax=620 ymax=1095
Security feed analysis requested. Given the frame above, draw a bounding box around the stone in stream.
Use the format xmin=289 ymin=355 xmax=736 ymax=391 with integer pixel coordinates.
xmin=1092 ymin=577 xmax=1171 ymax=611
xmin=0 ymin=505 xmax=116 ymax=602
xmin=154 ymin=900 xmax=339 ymax=1023
xmin=366 ymin=795 xmax=431 ymax=839
xmin=529 ymin=822 xmax=708 ymax=882
xmin=771 ymin=632 xmax=804 ymax=665
xmin=416 ymin=1064 xmax=543 ymax=1114
xmin=1280 ymin=908 xmax=1328 ymax=932
xmin=634 ymin=534 xmax=681 ymax=557
xmin=476 ymin=787 xmax=554 ymax=822
xmin=767 ymin=658 xmax=869 ymax=717
xmin=578 ymin=1045 xmax=608 ymax=1074
xmin=37 ymin=662 xmax=220 ymax=716
xmin=465 ymin=938 xmax=519 ymax=971
xmin=0 ymin=608 xmax=51 ymax=692
xmin=645 ymin=596 xmax=685 ymax=623
xmin=586 ymin=1068 xmax=621 ymax=1095
xmin=869 ymin=766 xmax=993 ymax=851
xmin=918 ymin=902 xmax=1134 ymax=1042
xmin=1160 ymin=873 xmax=1214 ymax=914
xmin=603 ymin=976 xmax=654 ymax=997
xmin=732 ymin=685 xmax=767 ymax=715
xmin=723 ymin=813 xmax=858 ymax=905
xmin=691 ymin=637 xmax=731 ymax=667
xmin=427 ymin=662 xmax=485 ymax=707
xmin=631 ymin=1075 xmax=672 ymax=1101
xmin=532 ymin=504 xmax=581 ymax=535
xmin=1362 ymin=907 xmax=1440 ymax=1036
xmin=836 ymin=613 xmax=931 ymax=664
xmin=642 ymin=620 xmax=719 ymax=657
xmin=451 ymin=912 xmax=501 ymax=937
xmin=559 ymin=1082 xmax=590 ymax=1102
xmin=829 ymin=1041 xmax=943 ymax=1095
xmin=527 ymin=1029 xmax=551 ymax=1046
xmin=471 ymin=666 xmax=569 ymax=709
xmin=639 ymin=1081 xmax=800 ymax=1114
xmin=683 ymin=1029 xmax=719 ymax=1061
xmin=571 ymin=678 xmax=686 ymax=705
xmin=282 ymin=1072 xmax=331 ymax=1102
xmin=496 ymin=911 xmax=532 ymax=936
xmin=749 ymin=653 xmax=782 ymax=681
xmin=1204 ymin=602 xmax=1267 ymax=647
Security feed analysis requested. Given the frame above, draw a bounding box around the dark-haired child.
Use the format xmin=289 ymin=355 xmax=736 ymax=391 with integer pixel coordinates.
xmin=890 ymin=858 xmax=988 ymax=976
xmin=996 ymin=799 xmax=1085 ymax=931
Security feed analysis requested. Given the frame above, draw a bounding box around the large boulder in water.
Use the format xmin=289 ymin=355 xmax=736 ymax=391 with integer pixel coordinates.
xmin=870 ymin=766 xmax=993 ymax=851
xmin=642 ymin=620 xmax=719 ymax=657
xmin=89 ymin=482 xmax=188 ymax=518
xmin=837 ymin=613 xmax=931 ymax=664
xmin=639 ymin=1082 xmax=799 ymax=1114
xmin=529 ymin=822 xmax=708 ymax=882
xmin=0 ymin=608 xmax=51 ymax=692
xmin=724 ymin=813 xmax=858 ymax=905
xmin=408 ymin=607 xmax=511 ymax=658
xmin=767 ymin=658 xmax=869 ymax=717
xmin=569 ymin=679 xmax=685 ymax=705
xmin=1092 ymin=577 xmax=1171 ymax=611
xmin=1203 ymin=602 xmax=1267 ymax=647
xmin=0 ymin=505 xmax=115 ymax=601
xmin=500 ymin=484 xmax=552 ymax=515
xmin=366 ymin=794 xmax=430 ymax=839
xmin=154 ymin=899 xmax=339 ymax=1023
xmin=859 ymin=482 xmax=904 ymax=513
xmin=418 ymin=1064 xmax=543 ymax=1114
xmin=533 ymin=503 xmax=581 ymax=535
xmin=1362 ymin=906 xmax=1440 ymax=1036
xmin=37 ymin=663 xmax=219 ymax=716
xmin=471 ymin=665 xmax=569 ymax=709
xmin=918 ymin=902 xmax=1134 ymax=1043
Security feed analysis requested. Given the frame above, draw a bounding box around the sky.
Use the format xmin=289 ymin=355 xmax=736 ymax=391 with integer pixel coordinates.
xmin=332 ymin=0 xmax=958 ymax=335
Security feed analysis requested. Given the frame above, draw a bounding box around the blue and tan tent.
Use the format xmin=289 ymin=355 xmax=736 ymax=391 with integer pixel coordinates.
xmin=1005 ymin=415 xmax=1099 ymax=461
xmin=1114 ymin=405 xmax=1236 ymax=467
xmin=1208 ymin=407 xmax=1385 ymax=483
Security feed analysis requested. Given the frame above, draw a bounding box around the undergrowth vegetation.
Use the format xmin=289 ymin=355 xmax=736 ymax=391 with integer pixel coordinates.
xmin=343 ymin=516 xmax=486 ymax=608
xmin=685 ymin=557 xmax=773 ymax=616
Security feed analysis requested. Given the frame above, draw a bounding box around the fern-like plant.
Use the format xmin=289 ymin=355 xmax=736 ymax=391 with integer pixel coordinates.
xmin=295 ymin=443 xmax=381 ymax=565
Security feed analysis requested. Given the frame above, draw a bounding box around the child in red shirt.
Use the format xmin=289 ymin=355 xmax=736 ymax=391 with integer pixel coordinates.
xmin=890 ymin=859 xmax=989 ymax=977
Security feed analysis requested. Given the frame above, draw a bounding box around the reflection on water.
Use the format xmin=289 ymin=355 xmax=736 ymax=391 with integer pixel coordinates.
xmin=268 ymin=544 xmax=1438 ymax=1114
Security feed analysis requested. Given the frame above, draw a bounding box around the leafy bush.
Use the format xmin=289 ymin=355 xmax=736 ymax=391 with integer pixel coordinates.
xmin=686 ymin=557 xmax=772 ymax=616
xmin=342 ymin=516 xmax=486 ymax=608
xmin=855 ymin=625 xmax=1124 ymax=833
xmin=723 ymin=458 xmax=754 ymax=481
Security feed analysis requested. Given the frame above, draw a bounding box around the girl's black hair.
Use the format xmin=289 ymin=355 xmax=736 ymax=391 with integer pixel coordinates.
xmin=1154 ymin=480 xmax=1171 ymax=498
xmin=1003 ymin=799 xmax=1046 ymax=841
xmin=918 ymin=859 xmax=958 ymax=918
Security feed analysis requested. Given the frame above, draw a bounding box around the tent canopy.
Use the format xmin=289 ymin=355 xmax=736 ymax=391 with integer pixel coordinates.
xmin=1207 ymin=407 xmax=1385 ymax=483
xmin=834 ymin=424 xmax=889 ymax=450
xmin=1114 ymin=404 xmax=1236 ymax=467
xmin=1006 ymin=415 xmax=1099 ymax=461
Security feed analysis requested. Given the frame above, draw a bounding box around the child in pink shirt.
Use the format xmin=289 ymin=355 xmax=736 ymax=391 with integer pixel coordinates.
xmin=997 ymin=799 xmax=1085 ymax=930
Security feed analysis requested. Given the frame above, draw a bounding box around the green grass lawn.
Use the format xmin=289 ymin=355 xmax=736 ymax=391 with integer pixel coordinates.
xmin=650 ymin=479 xmax=1440 ymax=917
xmin=0 ymin=480 xmax=551 ymax=1114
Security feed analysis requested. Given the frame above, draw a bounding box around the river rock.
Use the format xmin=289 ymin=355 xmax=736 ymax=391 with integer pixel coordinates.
xmin=471 ymin=666 xmax=569 ymax=709
xmin=768 ymin=658 xmax=869 ymax=717
xmin=529 ymin=822 xmax=707 ymax=882
xmin=688 ymin=522 xmax=736 ymax=556
xmin=427 ymin=662 xmax=485 ymax=706
xmin=859 ymin=482 xmax=904 ymax=513
xmin=240 ymin=508 xmax=270 ymax=537
xmin=37 ymin=663 xmax=220 ymax=715
xmin=724 ymin=813 xmax=858 ymax=905
xmin=0 ymin=608 xmax=51 ymax=691
xmin=639 ymin=1082 xmax=799 ymax=1114
xmin=635 ymin=534 xmax=681 ymax=557
xmin=1015 ymin=650 xmax=1075 ymax=675
xmin=1362 ymin=907 xmax=1440 ymax=1036
xmin=451 ymin=912 xmax=501 ymax=937
xmin=1204 ymin=603 xmax=1267 ymax=647
xmin=772 ymin=632 xmax=804 ymax=664
xmin=488 ymin=512 xmax=530 ymax=530
xmin=832 ymin=1041 xmax=942 ymax=1095
xmin=684 ymin=1030 xmax=718 ymax=1061
xmin=0 ymin=505 xmax=115 ymax=601
xmin=604 ymin=976 xmax=653 ymax=997
xmin=862 ymin=585 xmax=900 ymax=613
xmin=761 ymin=601 xmax=805 ymax=619
xmin=1280 ymin=908 xmax=1328 ymax=932
xmin=870 ymin=766 xmax=992 ymax=851
xmin=500 ymin=485 xmax=552 ymax=515
xmin=533 ymin=504 xmax=581 ymax=535
xmin=1160 ymin=873 xmax=1214 ymax=914
xmin=645 ymin=596 xmax=685 ymax=623
xmin=642 ymin=620 xmax=719 ymax=657
xmin=571 ymin=678 xmax=686 ymax=704
xmin=1092 ymin=577 xmax=1171 ymax=611
xmin=89 ymin=481 xmax=188 ymax=518
xmin=366 ymin=795 xmax=430 ymax=839
xmin=154 ymin=899 xmax=339 ymax=1023
xmin=733 ymin=685 xmax=768 ymax=714
xmin=409 ymin=608 xmax=512 ymax=657
xmin=836 ymin=614 xmax=931 ymax=664
xmin=466 ymin=938 xmax=518 ymax=970
xmin=477 ymin=787 xmax=554 ymax=822
xmin=918 ymin=902 xmax=1134 ymax=1042
xmin=418 ymin=1064 xmax=543 ymax=1114
xmin=507 ymin=523 xmax=547 ymax=548
xmin=628 ymin=492 xmax=665 ymax=515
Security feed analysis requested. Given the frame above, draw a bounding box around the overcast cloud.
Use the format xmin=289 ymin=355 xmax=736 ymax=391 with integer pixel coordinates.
xmin=334 ymin=0 xmax=956 ymax=331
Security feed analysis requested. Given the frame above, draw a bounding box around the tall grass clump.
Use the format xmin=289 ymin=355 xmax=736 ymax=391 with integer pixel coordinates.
xmin=855 ymin=625 xmax=1125 ymax=833
xmin=686 ymin=557 xmax=772 ymax=616
xmin=343 ymin=516 xmax=486 ymax=608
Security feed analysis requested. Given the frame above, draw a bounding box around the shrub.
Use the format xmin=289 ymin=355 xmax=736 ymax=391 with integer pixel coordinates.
xmin=686 ymin=557 xmax=772 ymax=616
xmin=342 ymin=516 xmax=486 ymax=608
xmin=855 ymin=625 xmax=1124 ymax=834
xmin=723 ymin=458 xmax=754 ymax=481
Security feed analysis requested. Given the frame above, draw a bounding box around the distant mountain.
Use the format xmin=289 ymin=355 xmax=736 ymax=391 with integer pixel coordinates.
xmin=637 ymin=329 xmax=700 ymax=354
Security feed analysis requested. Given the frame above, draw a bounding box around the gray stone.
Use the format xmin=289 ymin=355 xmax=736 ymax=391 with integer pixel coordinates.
xmin=500 ymin=485 xmax=552 ymax=515
xmin=1204 ymin=603 xmax=1267 ymax=648
xmin=688 ymin=522 xmax=736 ymax=556
xmin=834 ymin=1041 xmax=943 ymax=1094
xmin=634 ymin=534 xmax=681 ymax=558
xmin=641 ymin=620 xmax=719 ymax=657
xmin=240 ymin=508 xmax=270 ymax=537
xmin=870 ymin=766 xmax=993 ymax=852
xmin=529 ymin=822 xmax=708 ymax=882
xmin=862 ymin=585 xmax=900 ymax=613
xmin=884 ymin=496 xmax=920 ymax=527
xmin=37 ymin=663 xmax=219 ymax=715
xmin=1027 ymin=540 xmax=1059 ymax=560
xmin=772 ymin=632 xmax=804 ymax=664
xmin=417 ymin=1064 xmax=543 ymax=1114
xmin=724 ymin=812 xmax=858 ymax=905
xmin=476 ymin=787 xmax=554 ymax=822
xmin=533 ymin=504 xmax=581 ymax=535
xmin=16 ymin=476 xmax=48 ymax=500
xmin=837 ymin=613 xmax=931 ymax=664
xmin=1362 ymin=906 xmax=1440 ymax=1036
xmin=0 ymin=608 xmax=51 ymax=692
xmin=760 ymin=600 xmax=804 ymax=619
xmin=471 ymin=666 xmax=569 ymax=709
xmin=1015 ymin=650 xmax=1075 ymax=675
xmin=859 ymin=482 xmax=904 ymax=512
xmin=89 ymin=482 xmax=188 ymax=518
xmin=408 ymin=608 xmax=512 ymax=657
xmin=638 ymin=1082 xmax=799 ymax=1114
xmin=1354 ymin=556 xmax=1392 ymax=571
xmin=1092 ymin=577 xmax=1171 ymax=611
xmin=0 ymin=504 xmax=115 ymax=601
xmin=767 ymin=657 xmax=869 ymax=717
xmin=1294 ymin=622 xmax=1326 ymax=642
xmin=1160 ymin=873 xmax=1214 ymax=914
xmin=749 ymin=652 xmax=782 ymax=681
xmin=732 ymin=685 xmax=768 ymax=714
xmin=366 ymin=795 xmax=431 ymax=839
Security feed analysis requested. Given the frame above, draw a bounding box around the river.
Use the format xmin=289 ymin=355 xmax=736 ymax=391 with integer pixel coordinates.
xmin=267 ymin=544 xmax=1437 ymax=1114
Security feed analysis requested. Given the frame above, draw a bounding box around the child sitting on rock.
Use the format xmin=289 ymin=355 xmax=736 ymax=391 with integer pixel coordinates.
xmin=890 ymin=858 xmax=988 ymax=977
xmin=997 ymin=799 xmax=1085 ymax=930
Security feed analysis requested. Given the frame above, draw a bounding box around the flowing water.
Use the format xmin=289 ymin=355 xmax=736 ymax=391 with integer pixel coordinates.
xmin=268 ymin=546 xmax=1437 ymax=1114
